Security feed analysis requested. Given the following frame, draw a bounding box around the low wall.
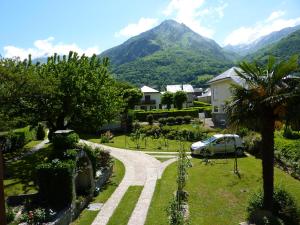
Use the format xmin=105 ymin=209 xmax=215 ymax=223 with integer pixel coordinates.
xmin=48 ymin=166 xmax=112 ymax=225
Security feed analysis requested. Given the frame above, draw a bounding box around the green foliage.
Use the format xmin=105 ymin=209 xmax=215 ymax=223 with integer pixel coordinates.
xmin=183 ymin=116 xmax=191 ymax=124
xmin=147 ymin=114 xmax=154 ymax=125
xmin=134 ymin=109 xmax=199 ymax=121
xmin=6 ymin=205 xmax=15 ymax=223
xmin=100 ymin=131 xmax=113 ymax=143
xmin=122 ymin=88 xmax=143 ymax=110
xmin=247 ymin=188 xmax=300 ymax=225
xmin=175 ymin=116 xmax=183 ymax=124
xmin=274 ymin=131 xmax=300 ymax=177
xmin=191 ymin=74 xmax=214 ymax=87
xmin=36 ymin=159 xmax=75 ymax=209
xmin=243 ymin=132 xmax=262 ymax=155
xmin=161 ymin=92 xmax=174 ymax=110
xmin=36 ymin=123 xmax=46 ymax=140
xmin=95 ymin=148 xmax=112 ymax=170
xmin=167 ymin=197 xmax=185 ymax=225
xmin=0 ymin=126 xmax=36 ymax=153
xmin=19 ymin=208 xmax=54 ymax=224
xmin=173 ymin=91 xmax=188 ymax=109
xmin=158 ymin=118 xmax=167 ymax=125
xmin=52 ymin=132 xmax=79 ymax=152
xmin=167 ymin=117 xmax=176 ymax=125
xmin=0 ymin=52 xmax=123 ymax=134
xmin=193 ymin=101 xmax=211 ymax=107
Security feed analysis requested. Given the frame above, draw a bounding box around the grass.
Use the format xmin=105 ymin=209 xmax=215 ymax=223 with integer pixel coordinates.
xmin=85 ymin=134 xmax=192 ymax=152
xmin=155 ymin=157 xmax=175 ymax=162
xmin=145 ymin=156 xmax=300 ymax=225
xmin=4 ymin=140 xmax=43 ymax=161
xmin=107 ymin=186 xmax=143 ymax=225
xmin=4 ymin=144 xmax=53 ymax=196
xmin=71 ymin=159 xmax=125 ymax=225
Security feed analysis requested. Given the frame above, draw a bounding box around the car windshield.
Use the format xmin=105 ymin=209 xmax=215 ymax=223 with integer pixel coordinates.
xmin=202 ymin=136 xmax=217 ymax=144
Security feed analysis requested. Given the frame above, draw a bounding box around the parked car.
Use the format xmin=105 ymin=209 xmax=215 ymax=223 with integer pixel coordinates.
xmin=190 ymin=134 xmax=245 ymax=156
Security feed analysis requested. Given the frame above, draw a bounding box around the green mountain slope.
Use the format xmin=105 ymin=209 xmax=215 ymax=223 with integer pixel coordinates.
xmin=246 ymin=29 xmax=300 ymax=62
xmin=100 ymin=20 xmax=233 ymax=88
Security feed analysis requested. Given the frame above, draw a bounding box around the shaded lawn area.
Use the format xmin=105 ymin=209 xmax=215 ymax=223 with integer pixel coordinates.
xmin=4 ymin=140 xmax=43 ymax=161
xmin=71 ymin=159 xmax=125 ymax=225
xmin=107 ymin=186 xmax=143 ymax=225
xmin=82 ymin=133 xmax=193 ymax=152
xmin=145 ymin=156 xmax=300 ymax=225
xmin=4 ymin=144 xmax=52 ymax=196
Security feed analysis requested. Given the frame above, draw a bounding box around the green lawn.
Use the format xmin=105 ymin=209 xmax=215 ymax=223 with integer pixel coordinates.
xmin=107 ymin=186 xmax=143 ymax=225
xmin=146 ymin=156 xmax=300 ymax=225
xmin=85 ymin=134 xmax=192 ymax=152
xmin=4 ymin=140 xmax=43 ymax=161
xmin=4 ymin=144 xmax=53 ymax=196
xmin=71 ymin=159 xmax=125 ymax=225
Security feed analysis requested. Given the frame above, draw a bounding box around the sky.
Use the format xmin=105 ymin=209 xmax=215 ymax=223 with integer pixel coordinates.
xmin=1 ymin=0 xmax=300 ymax=59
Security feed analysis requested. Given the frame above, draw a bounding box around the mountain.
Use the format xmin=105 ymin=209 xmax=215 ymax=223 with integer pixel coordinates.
xmin=100 ymin=20 xmax=234 ymax=88
xmin=224 ymin=25 xmax=300 ymax=56
xmin=245 ymin=29 xmax=300 ymax=62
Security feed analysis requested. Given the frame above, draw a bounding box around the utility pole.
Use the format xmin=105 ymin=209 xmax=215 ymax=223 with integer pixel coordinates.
xmin=0 ymin=148 xmax=6 ymax=225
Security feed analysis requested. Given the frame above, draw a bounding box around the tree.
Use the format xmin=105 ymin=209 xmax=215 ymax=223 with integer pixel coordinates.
xmin=226 ymin=55 xmax=300 ymax=212
xmin=161 ymin=91 xmax=174 ymax=110
xmin=173 ymin=91 xmax=187 ymax=109
xmin=0 ymin=52 xmax=123 ymax=134
xmin=122 ymin=88 xmax=143 ymax=110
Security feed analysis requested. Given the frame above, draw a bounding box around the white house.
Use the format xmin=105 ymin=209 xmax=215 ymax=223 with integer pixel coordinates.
xmin=166 ymin=84 xmax=195 ymax=107
xmin=208 ymin=67 xmax=244 ymax=125
xmin=135 ymin=86 xmax=161 ymax=110
xmin=197 ymin=88 xmax=211 ymax=103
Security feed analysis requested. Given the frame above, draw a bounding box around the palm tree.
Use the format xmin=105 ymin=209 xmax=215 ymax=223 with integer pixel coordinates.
xmin=226 ymin=55 xmax=299 ymax=212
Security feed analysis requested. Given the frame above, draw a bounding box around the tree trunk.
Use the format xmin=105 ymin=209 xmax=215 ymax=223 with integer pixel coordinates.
xmin=261 ymin=117 xmax=275 ymax=212
xmin=0 ymin=150 xmax=7 ymax=225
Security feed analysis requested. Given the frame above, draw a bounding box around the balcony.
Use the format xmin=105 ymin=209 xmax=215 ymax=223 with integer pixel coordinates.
xmin=140 ymin=99 xmax=156 ymax=105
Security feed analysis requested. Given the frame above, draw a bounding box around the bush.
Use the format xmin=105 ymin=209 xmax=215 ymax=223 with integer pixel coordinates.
xmin=193 ymin=101 xmax=211 ymax=107
xmin=243 ymin=132 xmax=262 ymax=156
xmin=247 ymin=188 xmax=300 ymax=225
xmin=36 ymin=123 xmax=46 ymax=140
xmin=100 ymin=131 xmax=113 ymax=143
xmin=158 ymin=118 xmax=167 ymax=125
xmin=176 ymin=116 xmax=183 ymax=124
xmin=36 ymin=159 xmax=75 ymax=209
xmin=52 ymin=132 xmax=79 ymax=151
xmin=147 ymin=114 xmax=154 ymax=125
xmin=0 ymin=126 xmax=37 ymax=153
xmin=133 ymin=109 xmax=199 ymax=121
xmin=19 ymin=208 xmax=54 ymax=224
xmin=183 ymin=116 xmax=191 ymax=124
xmin=95 ymin=148 xmax=112 ymax=170
xmin=6 ymin=205 xmax=15 ymax=223
xmin=167 ymin=117 xmax=176 ymax=125
xmin=283 ymin=126 xmax=300 ymax=139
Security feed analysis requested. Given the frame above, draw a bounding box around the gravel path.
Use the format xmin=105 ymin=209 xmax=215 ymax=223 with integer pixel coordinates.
xmin=81 ymin=140 xmax=177 ymax=225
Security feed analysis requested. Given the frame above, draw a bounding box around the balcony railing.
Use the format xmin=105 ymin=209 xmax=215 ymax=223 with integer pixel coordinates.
xmin=140 ymin=99 xmax=156 ymax=105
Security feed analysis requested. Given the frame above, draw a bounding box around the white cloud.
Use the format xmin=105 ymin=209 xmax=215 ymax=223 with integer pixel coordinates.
xmin=224 ymin=11 xmax=300 ymax=46
xmin=266 ymin=10 xmax=285 ymax=22
xmin=115 ymin=17 xmax=158 ymax=38
xmin=3 ymin=37 xmax=100 ymax=60
xmin=163 ymin=0 xmax=227 ymax=38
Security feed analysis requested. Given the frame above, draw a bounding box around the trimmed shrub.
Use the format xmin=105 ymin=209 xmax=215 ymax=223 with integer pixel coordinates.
xmin=36 ymin=123 xmax=46 ymax=140
xmin=167 ymin=117 xmax=176 ymax=125
xmin=183 ymin=116 xmax=191 ymax=124
xmin=36 ymin=159 xmax=75 ymax=209
xmin=147 ymin=114 xmax=154 ymax=125
xmin=133 ymin=109 xmax=199 ymax=121
xmin=158 ymin=118 xmax=167 ymax=125
xmin=243 ymin=132 xmax=262 ymax=156
xmin=193 ymin=101 xmax=211 ymax=107
xmin=247 ymin=188 xmax=299 ymax=225
xmin=52 ymin=132 xmax=79 ymax=151
xmin=176 ymin=116 xmax=183 ymax=124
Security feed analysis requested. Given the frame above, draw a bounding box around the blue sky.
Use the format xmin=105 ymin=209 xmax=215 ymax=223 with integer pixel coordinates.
xmin=1 ymin=0 xmax=300 ymax=59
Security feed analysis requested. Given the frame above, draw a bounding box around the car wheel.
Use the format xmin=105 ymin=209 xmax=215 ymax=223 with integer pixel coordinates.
xmin=236 ymin=148 xmax=243 ymax=156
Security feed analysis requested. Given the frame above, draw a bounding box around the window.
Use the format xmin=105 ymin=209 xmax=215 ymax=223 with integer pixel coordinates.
xmin=145 ymin=95 xmax=151 ymax=101
xmin=150 ymin=105 xmax=156 ymax=110
xmin=214 ymin=106 xmax=219 ymax=112
xmin=141 ymin=106 xmax=147 ymax=110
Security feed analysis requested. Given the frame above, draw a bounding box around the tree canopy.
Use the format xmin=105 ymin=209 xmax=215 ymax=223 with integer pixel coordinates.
xmin=161 ymin=91 xmax=174 ymax=110
xmin=0 ymin=52 xmax=123 ymax=133
xmin=173 ymin=91 xmax=187 ymax=110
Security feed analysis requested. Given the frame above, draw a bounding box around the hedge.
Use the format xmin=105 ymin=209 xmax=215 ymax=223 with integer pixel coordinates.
xmin=133 ymin=109 xmax=199 ymax=121
xmin=0 ymin=126 xmax=37 ymax=153
xmin=36 ymin=160 xmax=75 ymax=209
xmin=193 ymin=101 xmax=211 ymax=107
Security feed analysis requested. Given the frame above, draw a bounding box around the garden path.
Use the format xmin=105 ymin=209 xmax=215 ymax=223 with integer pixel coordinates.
xmin=81 ymin=140 xmax=177 ymax=225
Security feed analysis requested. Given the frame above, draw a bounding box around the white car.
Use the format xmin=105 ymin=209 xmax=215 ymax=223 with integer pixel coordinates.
xmin=190 ymin=134 xmax=244 ymax=156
